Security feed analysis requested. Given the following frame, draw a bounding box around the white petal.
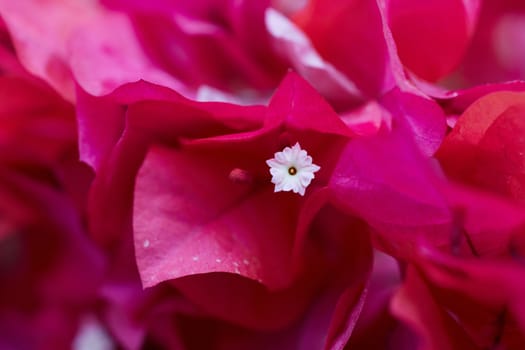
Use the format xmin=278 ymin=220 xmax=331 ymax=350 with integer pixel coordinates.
xmin=266 ymin=143 xmax=320 ymax=196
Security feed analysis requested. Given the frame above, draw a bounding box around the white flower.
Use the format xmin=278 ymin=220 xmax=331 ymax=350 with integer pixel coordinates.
xmin=266 ymin=143 xmax=320 ymax=196
xmin=73 ymin=315 xmax=114 ymax=350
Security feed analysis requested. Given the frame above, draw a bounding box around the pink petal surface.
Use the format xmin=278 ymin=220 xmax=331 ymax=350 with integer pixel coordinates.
xmin=0 ymin=0 xmax=90 ymax=100
xmin=330 ymin=123 xmax=451 ymax=258
xmin=87 ymin=81 xmax=265 ymax=248
xmin=0 ymin=0 xmax=189 ymax=100
xmin=266 ymin=72 xmax=355 ymax=137
xmin=339 ymin=101 xmax=392 ymax=137
xmin=104 ymin=0 xmax=285 ymax=93
xmin=380 ymin=88 xmax=447 ymax=156
xmin=134 ymin=144 xmax=301 ymax=289
xmin=77 ymin=79 xmax=265 ymax=172
xmin=172 ymin=206 xmax=372 ymax=347
xmin=68 ymin=12 xmax=190 ymax=98
xmin=76 ymin=88 xmax=126 ymax=171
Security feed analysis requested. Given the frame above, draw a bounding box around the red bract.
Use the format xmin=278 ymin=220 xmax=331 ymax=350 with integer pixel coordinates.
xmin=392 ymin=246 xmax=525 ymax=350
xmin=389 ymin=177 xmax=525 ymax=350
xmin=0 ymin=66 xmax=196 ymax=350
xmin=0 ymin=74 xmax=107 ymax=349
xmin=293 ymin=0 xmax=393 ymax=97
xmin=0 ymin=69 xmax=93 ymax=215
xmin=292 ymin=0 xmax=480 ymax=94
xmin=438 ymin=91 xmax=525 ymax=202
xmin=0 ymin=77 xmax=75 ymax=166
xmin=387 ymin=0 xmax=480 ymax=82
xmin=265 ymin=8 xmax=365 ymax=110
xmin=0 ymin=169 xmax=104 ymax=349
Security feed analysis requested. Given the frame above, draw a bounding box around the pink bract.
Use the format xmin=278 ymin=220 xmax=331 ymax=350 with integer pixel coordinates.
xmin=131 ymin=74 xmax=371 ymax=343
xmin=0 ymin=0 xmax=189 ymax=100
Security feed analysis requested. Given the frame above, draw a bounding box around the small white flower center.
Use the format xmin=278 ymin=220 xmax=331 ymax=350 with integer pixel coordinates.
xmin=266 ymin=142 xmax=320 ymax=196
